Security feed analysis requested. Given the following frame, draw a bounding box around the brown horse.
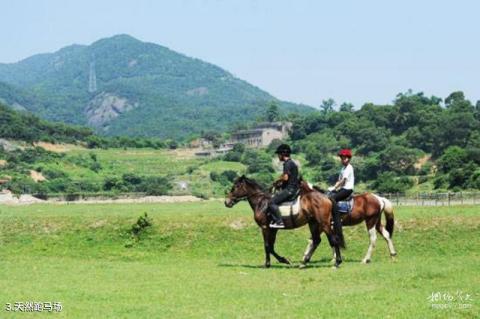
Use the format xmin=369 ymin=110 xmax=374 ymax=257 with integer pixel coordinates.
xmin=313 ymin=186 xmax=397 ymax=264
xmin=224 ymin=175 xmax=345 ymax=268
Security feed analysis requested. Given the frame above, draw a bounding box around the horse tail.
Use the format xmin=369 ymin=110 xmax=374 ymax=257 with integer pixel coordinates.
xmin=382 ymin=197 xmax=395 ymax=237
xmin=374 ymin=194 xmax=395 ymax=237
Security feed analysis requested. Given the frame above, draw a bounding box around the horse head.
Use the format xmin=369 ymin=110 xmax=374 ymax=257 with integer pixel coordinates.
xmin=224 ymin=175 xmax=250 ymax=208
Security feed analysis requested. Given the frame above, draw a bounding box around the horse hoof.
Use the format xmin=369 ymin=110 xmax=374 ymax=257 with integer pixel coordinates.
xmin=361 ymin=259 xmax=371 ymax=264
xmin=282 ymin=258 xmax=291 ymax=265
xmin=299 ymin=263 xmax=307 ymax=269
xmin=264 ymin=263 xmax=271 ymax=268
xmin=390 ymin=252 xmax=397 ymax=257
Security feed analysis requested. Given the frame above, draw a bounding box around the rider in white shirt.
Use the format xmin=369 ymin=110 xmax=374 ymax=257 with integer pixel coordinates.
xmin=328 ymin=149 xmax=355 ymax=239
xmin=328 ymin=149 xmax=354 ymax=202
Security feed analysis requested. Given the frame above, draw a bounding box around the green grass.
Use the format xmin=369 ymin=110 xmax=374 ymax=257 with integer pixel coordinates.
xmin=67 ymin=148 xmax=202 ymax=178
xmin=30 ymin=147 xmax=247 ymax=196
xmin=0 ymin=203 xmax=478 ymax=318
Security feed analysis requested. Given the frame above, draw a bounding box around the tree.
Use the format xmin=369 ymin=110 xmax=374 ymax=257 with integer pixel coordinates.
xmin=437 ymin=146 xmax=468 ymax=173
xmin=372 ymin=172 xmax=413 ymax=193
xmin=320 ymin=98 xmax=336 ymax=115
xmin=445 ymin=91 xmax=465 ymax=107
xmin=339 ymin=102 xmax=354 ymax=112
xmin=265 ymin=101 xmax=280 ymax=122
xmin=379 ymin=145 xmax=418 ymax=175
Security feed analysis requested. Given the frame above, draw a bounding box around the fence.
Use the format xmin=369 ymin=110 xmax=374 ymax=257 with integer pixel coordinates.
xmin=377 ymin=192 xmax=480 ymax=206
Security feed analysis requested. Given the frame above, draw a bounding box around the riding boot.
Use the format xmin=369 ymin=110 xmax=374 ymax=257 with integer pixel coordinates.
xmin=269 ymin=204 xmax=285 ymax=228
xmin=329 ymin=198 xmax=343 ymax=243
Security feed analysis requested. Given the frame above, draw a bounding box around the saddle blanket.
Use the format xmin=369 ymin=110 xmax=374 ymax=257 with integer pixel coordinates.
xmin=279 ymin=196 xmax=301 ymax=216
xmin=337 ymin=198 xmax=354 ymax=214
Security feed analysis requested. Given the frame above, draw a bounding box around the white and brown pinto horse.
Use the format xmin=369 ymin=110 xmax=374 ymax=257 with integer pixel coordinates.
xmin=313 ymin=186 xmax=397 ymax=264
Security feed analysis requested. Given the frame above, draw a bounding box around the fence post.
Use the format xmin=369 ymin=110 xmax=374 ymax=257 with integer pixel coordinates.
xmin=448 ymin=192 xmax=451 ymax=206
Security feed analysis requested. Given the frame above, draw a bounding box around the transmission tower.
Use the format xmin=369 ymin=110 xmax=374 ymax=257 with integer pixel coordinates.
xmin=88 ymin=57 xmax=97 ymax=93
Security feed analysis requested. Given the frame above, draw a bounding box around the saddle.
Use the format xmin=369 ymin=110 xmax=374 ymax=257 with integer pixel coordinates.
xmin=336 ymin=195 xmax=354 ymax=214
xmin=278 ymin=195 xmax=301 ymax=217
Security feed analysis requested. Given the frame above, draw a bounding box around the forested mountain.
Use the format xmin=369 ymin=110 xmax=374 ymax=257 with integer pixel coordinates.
xmin=0 ymin=34 xmax=312 ymax=139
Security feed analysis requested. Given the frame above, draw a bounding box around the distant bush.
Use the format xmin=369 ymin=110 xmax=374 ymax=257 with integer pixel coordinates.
xmin=241 ymin=149 xmax=273 ymax=174
xmin=5 ymin=177 xmax=38 ymax=195
xmin=137 ymin=176 xmax=171 ymax=195
xmin=210 ymin=170 xmax=238 ymax=186
xmin=224 ymin=143 xmax=245 ymax=162
xmin=372 ymin=172 xmax=413 ymax=193
xmin=42 ymin=168 xmax=68 ymax=179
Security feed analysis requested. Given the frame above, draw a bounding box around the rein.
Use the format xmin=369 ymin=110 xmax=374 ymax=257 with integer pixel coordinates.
xmin=231 ymin=191 xmax=266 ymax=203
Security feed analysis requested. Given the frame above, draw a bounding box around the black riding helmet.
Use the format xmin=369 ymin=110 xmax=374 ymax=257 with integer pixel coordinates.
xmin=275 ymin=144 xmax=292 ymax=156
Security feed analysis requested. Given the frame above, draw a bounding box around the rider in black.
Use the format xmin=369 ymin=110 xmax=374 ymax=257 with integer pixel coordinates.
xmin=268 ymin=144 xmax=299 ymax=229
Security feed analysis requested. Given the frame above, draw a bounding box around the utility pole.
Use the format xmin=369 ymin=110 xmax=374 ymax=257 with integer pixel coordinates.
xmin=88 ymin=55 xmax=97 ymax=93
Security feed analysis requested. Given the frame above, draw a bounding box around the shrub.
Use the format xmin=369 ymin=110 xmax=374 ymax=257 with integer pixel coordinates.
xmin=372 ymin=172 xmax=413 ymax=193
xmin=137 ymin=176 xmax=171 ymax=195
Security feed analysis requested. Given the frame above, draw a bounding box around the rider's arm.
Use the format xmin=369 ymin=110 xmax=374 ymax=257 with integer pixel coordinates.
xmin=273 ymin=173 xmax=288 ymax=187
xmin=333 ymin=177 xmax=346 ymax=190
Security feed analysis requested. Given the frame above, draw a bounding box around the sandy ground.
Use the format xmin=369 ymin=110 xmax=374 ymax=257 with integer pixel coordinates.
xmin=414 ymin=155 xmax=431 ymax=170
xmin=0 ymin=190 xmax=203 ymax=206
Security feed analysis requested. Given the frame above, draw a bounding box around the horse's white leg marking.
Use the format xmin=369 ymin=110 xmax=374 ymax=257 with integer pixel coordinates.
xmin=380 ymin=226 xmax=397 ymax=256
xmin=362 ymin=227 xmax=377 ymax=263
xmin=303 ymin=239 xmax=314 ymax=261
xmin=331 ymin=246 xmax=337 ymax=263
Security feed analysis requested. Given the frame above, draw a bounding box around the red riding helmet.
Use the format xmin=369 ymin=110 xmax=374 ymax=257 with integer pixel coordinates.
xmin=338 ymin=149 xmax=352 ymax=158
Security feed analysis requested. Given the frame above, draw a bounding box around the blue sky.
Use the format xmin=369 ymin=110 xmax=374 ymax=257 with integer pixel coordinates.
xmin=1 ymin=0 xmax=479 ymax=107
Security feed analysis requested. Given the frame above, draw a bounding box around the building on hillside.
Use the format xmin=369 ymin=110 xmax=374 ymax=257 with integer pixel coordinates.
xmin=189 ymin=138 xmax=213 ymax=149
xmin=230 ymin=122 xmax=292 ymax=148
xmin=193 ymin=122 xmax=291 ymax=157
xmin=194 ymin=143 xmax=234 ymax=157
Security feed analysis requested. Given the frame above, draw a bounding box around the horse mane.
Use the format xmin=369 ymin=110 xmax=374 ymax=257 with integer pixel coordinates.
xmin=242 ymin=176 xmax=268 ymax=194
xmin=312 ymin=185 xmax=326 ymax=193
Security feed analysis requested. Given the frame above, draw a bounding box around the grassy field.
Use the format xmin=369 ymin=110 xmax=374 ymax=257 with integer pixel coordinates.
xmin=0 ymin=202 xmax=478 ymax=318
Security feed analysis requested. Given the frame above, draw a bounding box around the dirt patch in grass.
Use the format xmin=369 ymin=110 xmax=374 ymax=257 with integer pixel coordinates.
xmin=30 ymin=170 xmax=46 ymax=182
xmin=34 ymin=142 xmax=79 ymax=153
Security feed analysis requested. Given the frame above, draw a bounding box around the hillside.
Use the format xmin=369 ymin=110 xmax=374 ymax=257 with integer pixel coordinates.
xmin=0 ymin=34 xmax=313 ymax=139
xmin=0 ymin=102 xmax=94 ymax=143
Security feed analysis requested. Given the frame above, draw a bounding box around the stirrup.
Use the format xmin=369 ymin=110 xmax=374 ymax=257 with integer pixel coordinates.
xmin=270 ymin=221 xmax=285 ymax=229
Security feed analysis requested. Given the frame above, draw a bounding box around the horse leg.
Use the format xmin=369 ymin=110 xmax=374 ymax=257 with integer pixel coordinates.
xmin=300 ymin=221 xmax=321 ymax=268
xmin=269 ymin=229 xmax=291 ymax=265
xmin=376 ymin=220 xmax=397 ymax=258
xmin=324 ymin=223 xmax=342 ymax=268
xmin=325 ymin=233 xmax=337 ymax=263
xmin=262 ymin=228 xmax=271 ymax=268
xmin=362 ymin=218 xmax=378 ymax=264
